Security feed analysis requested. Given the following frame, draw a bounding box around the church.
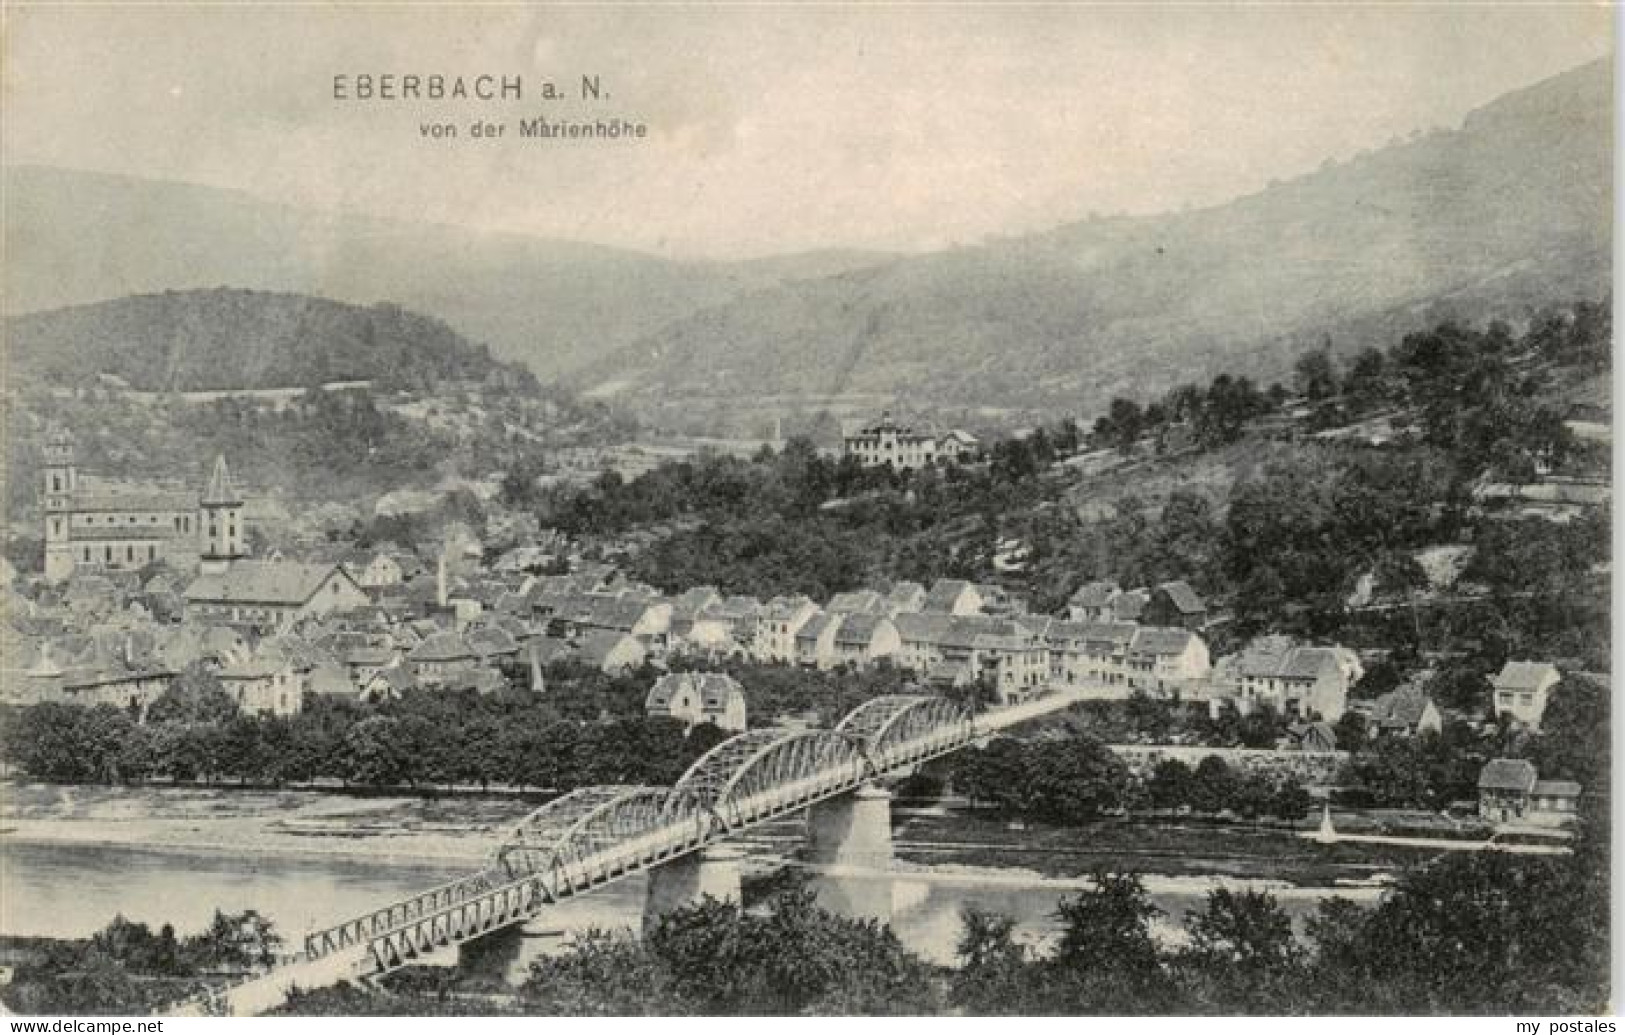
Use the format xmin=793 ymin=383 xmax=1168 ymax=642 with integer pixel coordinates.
xmin=41 ymin=427 xmax=248 ymax=583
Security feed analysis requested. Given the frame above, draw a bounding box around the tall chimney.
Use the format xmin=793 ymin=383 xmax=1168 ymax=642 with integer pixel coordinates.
xmin=436 ymin=554 xmax=448 ymax=609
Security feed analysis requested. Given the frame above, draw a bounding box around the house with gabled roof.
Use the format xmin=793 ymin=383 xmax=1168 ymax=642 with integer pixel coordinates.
xmin=1478 ymin=758 xmax=1539 ymax=823
xmin=342 ymin=549 xmax=404 ymax=590
xmin=908 ymin=614 xmax=1047 ymax=702
xmin=884 ymin=581 xmax=927 ymax=615
xmin=831 ymin=613 xmax=901 ymax=669
xmin=218 ymin=641 xmax=305 ymax=717
xmin=545 ymin=592 xmax=672 ymax=651
xmin=1211 ymin=637 xmax=1362 ymax=721
xmin=14 ymin=638 xmax=175 ymax=717
xmin=975 ymin=582 xmax=1026 ymax=617
xmin=407 ymin=630 xmax=480 ymax=684
xmin=1111 ymin=589 xmax=1150 ymax=623
xmin=363 ymin=663 xmax=417 ymax=703
xmin=184 ymin=560 xmax=369 ymax=632
xmin=921 ymin=579 xmax=984 ymax=616
xmin=1047 ymin=621 xmax=1138 ymax=689
xmin=466 ymin=625 xmax=521 ymax=664
xmin=1066 ymin=581 xmax=1121 ymax=623
xmin=1490 ymin=661 xmax=1561 ymax=729
xmin=645 ymin=672 xmax=748 ymax=732
xmin=1367 ymin=685 xmax=1442 ymax=737
xmin=1144 ymin=581 xmax=1208 ymax=630
xmin=795 ymin=611 xmax=844 ymax=669
xmin=971 ymin=626 xmax=1048 ymax=703
xmin=829 ymin=589 xmax=885 ymax=616
xmin=754 ymin=596 xmax=820 ymax=663
xmin=892 ymin=611 xmax=955 ymax=672
xmin=574 ymin=629 xmax=646 ymax=674
xmin=1124 ymin=626 xmax=1211 ymax=695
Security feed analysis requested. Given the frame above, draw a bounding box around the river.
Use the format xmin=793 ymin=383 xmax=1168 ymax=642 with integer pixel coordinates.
xmin=0 ymin=839 xmax=1381 ymax=968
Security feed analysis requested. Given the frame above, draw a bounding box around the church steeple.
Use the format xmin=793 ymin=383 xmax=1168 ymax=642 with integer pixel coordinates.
xmin=42 ymin=428 xmax=78 ymax=582
xmin=202 ymin=455 xmax=242 ymax=507
xmin=199 ymin=455 xmax=245 ymax=572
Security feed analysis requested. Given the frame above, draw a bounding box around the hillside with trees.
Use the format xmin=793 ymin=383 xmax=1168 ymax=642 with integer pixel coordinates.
xmin=5 ymin=288 xmax=538 ymax=394
xmin=583 ymin=59 xmax=1610 ymax=420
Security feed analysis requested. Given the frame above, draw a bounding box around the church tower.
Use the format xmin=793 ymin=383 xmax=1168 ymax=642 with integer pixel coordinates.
xmin=42 ymin=428 xmax=77 ymax=582
xmin=198 ymin=455 xmax=246 ymax=575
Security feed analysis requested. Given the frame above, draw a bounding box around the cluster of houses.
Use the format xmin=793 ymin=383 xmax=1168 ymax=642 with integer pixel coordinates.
xmin=5 ymin=528 xmax=1357 ymax=732
xmin=5 ymin=493 xmax=1580 ymax=761
xmin=4 ymin=435 xmax=1581 ymax=788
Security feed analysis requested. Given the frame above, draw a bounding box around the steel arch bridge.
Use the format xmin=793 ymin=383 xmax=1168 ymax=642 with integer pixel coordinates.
xmin=175 ymin=686 xmax=1090 ymax=1016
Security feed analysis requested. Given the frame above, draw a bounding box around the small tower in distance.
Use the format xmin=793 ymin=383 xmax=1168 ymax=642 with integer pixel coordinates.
xmin=198 ymin=455 xmax=246 ymax=575
xmin=42 ymin=428 xmax=78 ymax=583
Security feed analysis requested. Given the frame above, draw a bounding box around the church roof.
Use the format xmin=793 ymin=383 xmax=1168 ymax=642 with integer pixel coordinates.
xmin=185 ymin=561 xmax=347 ymax=606
xmin=67 ymin=489 xmax=195 ymax=513
xmin=201 ymin=456 xmax=243 ymax=506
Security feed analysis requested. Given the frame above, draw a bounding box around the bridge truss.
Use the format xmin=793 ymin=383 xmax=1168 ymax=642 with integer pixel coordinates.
xmin=179 ymin=686 xmax=1087 ymax=1016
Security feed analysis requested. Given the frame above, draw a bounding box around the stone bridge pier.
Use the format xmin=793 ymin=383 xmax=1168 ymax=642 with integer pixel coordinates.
xmin=805 ymin=783 xmax=894 ymax=924
xmin=642 ymin=845 xmax=745 ymax=933
xmin=458 ymin=918 xmax=571 ymax=986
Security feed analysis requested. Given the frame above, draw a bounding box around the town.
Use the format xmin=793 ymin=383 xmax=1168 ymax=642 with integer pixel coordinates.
xmin=0 ymin=318 xmax=1608 ymax=1012
xmin=0 ymin=18 xmax=1612 ymax=1018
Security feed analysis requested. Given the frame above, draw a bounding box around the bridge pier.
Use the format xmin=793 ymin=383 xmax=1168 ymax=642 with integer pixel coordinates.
xmin=807 ymin=783 xmax=893 ymax=870
xmin=643 ymin=845 xmax=744 ymax=933
xmin=805 ymin=783 xmax=895 ymax=924
xmin=459 ymin=918 xmax=569 ymax=986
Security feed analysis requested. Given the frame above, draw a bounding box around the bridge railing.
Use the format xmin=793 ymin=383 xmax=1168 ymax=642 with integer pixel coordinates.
xmin=170 ymin=691 xmax=1082 ymax=1013
xmin=314 ymin=698 xmax=1005 ymax=975
xmin=304 ymin=867 xmax=510 ymax=959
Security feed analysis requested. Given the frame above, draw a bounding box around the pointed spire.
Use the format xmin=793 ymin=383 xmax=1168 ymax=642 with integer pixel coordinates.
xmin=202 ymin=455 xmax=242 ymax=507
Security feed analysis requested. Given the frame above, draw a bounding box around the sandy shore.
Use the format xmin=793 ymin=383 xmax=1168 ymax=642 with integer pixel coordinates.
xmin=1 ymin=782 xmax=526 ymax=868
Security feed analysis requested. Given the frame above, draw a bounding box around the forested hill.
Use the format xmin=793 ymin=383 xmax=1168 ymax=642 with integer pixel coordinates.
xmin=5 ymin=289 xmax=538 ymax=394
xmin=582 ymin=57 xmax=1611 ymax=415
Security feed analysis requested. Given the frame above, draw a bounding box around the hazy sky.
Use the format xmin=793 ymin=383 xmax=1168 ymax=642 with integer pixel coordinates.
xmin=3 ymin=4 xmax=1613 ymax=258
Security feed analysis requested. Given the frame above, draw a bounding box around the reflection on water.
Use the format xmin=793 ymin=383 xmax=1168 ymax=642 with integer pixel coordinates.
xmin=0 ymin=842 xmax=1357 ymax=973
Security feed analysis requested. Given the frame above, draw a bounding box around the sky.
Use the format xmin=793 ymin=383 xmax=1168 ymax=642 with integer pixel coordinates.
xmin=2 ymin=3 xmax=1613 ymax=258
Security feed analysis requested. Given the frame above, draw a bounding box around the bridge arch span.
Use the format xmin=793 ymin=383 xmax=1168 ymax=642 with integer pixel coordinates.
xmin=836 ymin=693 xmax=974 ymax=769
xmin=672 ymin=728 xmax=872 ymax=831
xmin=495 ymin=785 xmax=711 ymax=890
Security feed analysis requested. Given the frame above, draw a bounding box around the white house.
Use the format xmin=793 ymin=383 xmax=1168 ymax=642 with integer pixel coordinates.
xmin=1123 ymin=626 xmax=1211 ymax=695
xmin=645 ymin=672 xmax=748 ymax=733
xmin=754 ymin=596 xmax=820 ymax=664
xmin=795 ymin=612 xmax=844 ymax=669
xmin=1211 ymin=637 xmax=1362 ymax=722
xmin=1491 ymin=661 xmax=1562 ymax=729
xmin=830 ymin=613 xmax=901 ymax=669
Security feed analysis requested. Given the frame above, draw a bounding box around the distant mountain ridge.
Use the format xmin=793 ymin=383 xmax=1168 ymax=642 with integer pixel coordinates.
xmin=5 ymin=288 xmax=534 ymax=393
xmin=580 ymin=58 xmax=1612 ymax=417
xmin=1 ymin=166 xmax=894 ymax=379
xmin=3 ymin=58 xmax=1611 ymax=418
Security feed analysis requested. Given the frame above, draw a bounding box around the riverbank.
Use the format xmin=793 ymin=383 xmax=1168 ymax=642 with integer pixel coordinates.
xmin=2 ymin=782 xmax=525 ymax=867
xmin=2 ymin=781 xmax=1448 ymax=883
xmin=890 ymin=809 xmax=1441 ymax=885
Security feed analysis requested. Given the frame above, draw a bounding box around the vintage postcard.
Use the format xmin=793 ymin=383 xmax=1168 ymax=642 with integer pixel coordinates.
xmin=0 ymin=2 xmax=1613 ymax=1020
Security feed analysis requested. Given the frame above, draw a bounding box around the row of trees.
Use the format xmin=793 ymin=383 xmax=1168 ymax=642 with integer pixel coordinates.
xmin=950 ymin=835 xmax=1607 ymax=1014
xmin=1092 ymin=372 xmax=1277 ymax=453
xmin=0 ymin=656 xmax=933 ymax=790
xmin=3 ymin=910 xmax=280 ymax=1015
xmin=1091 ymin=298 xmax=1608 ymax=475
xmin=950 ymin=736 xmax=1314 ymax=826
xmin=0 ymin=693 xmax=730 ymax=792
